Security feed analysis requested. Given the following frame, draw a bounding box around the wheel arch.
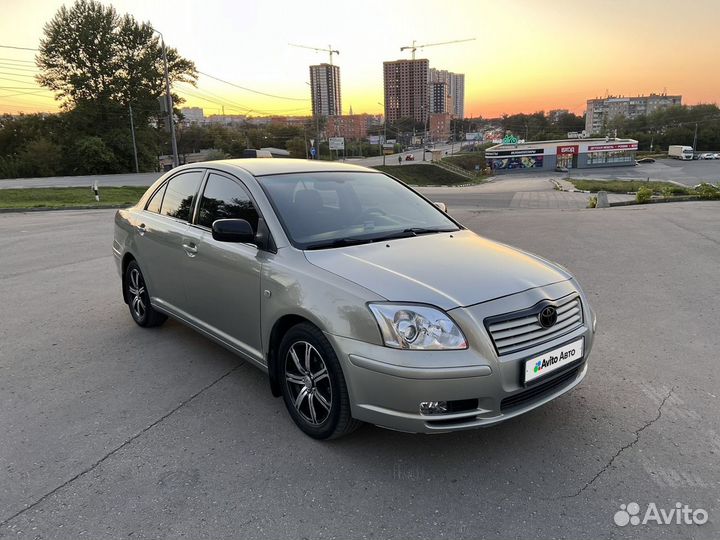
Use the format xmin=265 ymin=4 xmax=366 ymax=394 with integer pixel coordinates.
xmin=267 ymin=314 xmax=316 ymax=397
xmin=121 ymin=252 xmax=137 ymax=304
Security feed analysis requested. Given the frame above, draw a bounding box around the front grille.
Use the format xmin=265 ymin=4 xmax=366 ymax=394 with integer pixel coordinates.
xmin=501 ymin=364 xmax=582 ymax=412
xmin=486 ymin=296 xmax=583 ymax=356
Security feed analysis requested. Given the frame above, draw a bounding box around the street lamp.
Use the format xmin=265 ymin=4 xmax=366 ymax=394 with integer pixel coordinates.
xmin=378 ymin=101 xmax=387 ymax=165
xmin=150 ymin=27 xmax=179 ymax=168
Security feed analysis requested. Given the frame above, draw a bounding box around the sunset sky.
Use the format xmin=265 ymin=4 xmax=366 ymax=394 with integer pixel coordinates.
xmin=1 ymin=0 xmax=719 ymax=118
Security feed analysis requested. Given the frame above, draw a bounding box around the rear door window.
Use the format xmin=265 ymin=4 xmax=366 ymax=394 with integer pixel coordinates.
xmin=160 ymin=171 xmax=204 ymax=222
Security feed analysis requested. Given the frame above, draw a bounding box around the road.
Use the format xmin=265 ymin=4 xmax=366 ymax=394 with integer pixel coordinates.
xmin=1 ymin=203 xmax=719 ymax=539
xmin=1 ymin=155 xmax=717 ymax=191
xmin=0 ymin=145 xmax=456 ymax=189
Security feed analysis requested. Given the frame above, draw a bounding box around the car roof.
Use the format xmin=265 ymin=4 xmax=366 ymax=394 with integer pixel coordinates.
xmin=193 ymin=158 xmax=378 ymax=177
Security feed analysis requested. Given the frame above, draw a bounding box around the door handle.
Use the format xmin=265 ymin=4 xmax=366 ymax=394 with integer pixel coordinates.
xmin=182 ymin=242 xmax=198 ymax=257
xmin=137 ymin=223 xmax=146 ymax=236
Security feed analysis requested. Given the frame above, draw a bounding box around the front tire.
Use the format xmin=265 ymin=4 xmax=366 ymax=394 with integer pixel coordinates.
xmin=279 ymin=323 xmax=360 ymax=440
xmin=124 ymin=260 xmax=167 ymax=328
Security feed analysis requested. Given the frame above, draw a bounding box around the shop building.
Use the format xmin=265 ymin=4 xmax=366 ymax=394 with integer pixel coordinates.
xmin=485 ymin=138 xmax=638 ymax=173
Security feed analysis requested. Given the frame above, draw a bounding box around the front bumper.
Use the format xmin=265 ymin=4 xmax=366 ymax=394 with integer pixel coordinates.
xmin=327 ymin=281 xmax=595 ymax=434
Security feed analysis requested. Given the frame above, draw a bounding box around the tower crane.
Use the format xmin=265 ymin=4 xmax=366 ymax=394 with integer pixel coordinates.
xmin=400 ymin=38 xmax=475 ymax=60
xmin=289 ymin=43 xmax=340 ymax=65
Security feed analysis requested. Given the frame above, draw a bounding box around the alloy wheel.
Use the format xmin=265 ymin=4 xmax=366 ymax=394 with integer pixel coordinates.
xmin=127 ymin=267 xmax=146 ymax=321
xmin=284 ymin=340 xmax=333 ymax=425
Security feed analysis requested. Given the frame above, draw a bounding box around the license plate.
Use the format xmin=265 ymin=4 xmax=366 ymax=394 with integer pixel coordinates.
xmin=524 ymin=338 xmax=584 ymax=384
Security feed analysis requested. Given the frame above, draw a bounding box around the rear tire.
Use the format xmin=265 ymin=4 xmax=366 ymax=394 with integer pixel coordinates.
xmin=124 ymin=260 xmax=167 ymax=328
xmin=278 ymin=323 xmax=361 ymax=439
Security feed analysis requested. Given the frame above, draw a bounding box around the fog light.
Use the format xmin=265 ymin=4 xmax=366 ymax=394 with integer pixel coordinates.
xmin=419 ymin=401 xmax=448 ymax=415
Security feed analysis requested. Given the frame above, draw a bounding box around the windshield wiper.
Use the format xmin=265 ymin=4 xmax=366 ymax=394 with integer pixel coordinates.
xmin=304 ymin=228 xmax=458 ymax=250
xmin=374 ymin=227 xmax=459 ymax=241
xmin=304 ymin=237 xmax=375 ymax=250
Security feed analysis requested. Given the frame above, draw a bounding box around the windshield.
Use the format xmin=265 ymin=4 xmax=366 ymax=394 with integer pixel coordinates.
xmin=257 ymin=171 xmax=460 ymax=249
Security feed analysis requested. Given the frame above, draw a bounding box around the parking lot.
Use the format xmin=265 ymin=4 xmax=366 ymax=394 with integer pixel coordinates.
xmin=573 ymin=158 xmax=720 ymax=186
xmin=1 ymin=203 xmax=719 ymax=539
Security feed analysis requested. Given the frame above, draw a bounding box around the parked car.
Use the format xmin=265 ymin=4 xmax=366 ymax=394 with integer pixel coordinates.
xmin=114 ymin=159 xmax=596 ymax=439
xmin=636 ymin=157 xmax=656 ymax=164
xmin=405 ymin=154 xmax=415 ymax=161
xmin=699 ymin=153 xmax=715 ymax=160
xmin=555 ymin=166 xmax=569 ymax=173
xmin=713 ymin=153 xmax=720 ymax=160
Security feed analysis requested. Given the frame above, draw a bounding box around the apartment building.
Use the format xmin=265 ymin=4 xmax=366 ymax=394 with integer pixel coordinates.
xmin=585 ymin=93 xmax=682 ymax=134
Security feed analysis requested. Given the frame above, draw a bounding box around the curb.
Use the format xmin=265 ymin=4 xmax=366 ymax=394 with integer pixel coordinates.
xmin=608 ymin=197 xmax=714 ymax=208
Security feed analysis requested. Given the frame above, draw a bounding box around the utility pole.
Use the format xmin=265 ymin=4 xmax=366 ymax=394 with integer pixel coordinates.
xmin=315 ymin=114 xmax=320 ymax=160
xmin=129 ymin=104 xmax=139 ymax=173
xmin=422 ymin=106 xmax=428 ymax=161
xmin=378 ymin=102 xmax=386 ymax=166
xmin=692 ymin=122 xmax=698 ymax=150
xmin=451 ymin=121 xmax=456 ymax=155
xmin=303 ymin=125 xmax=308 ymax=159
xmin=152 ymin=29 xmax=179 ymax=168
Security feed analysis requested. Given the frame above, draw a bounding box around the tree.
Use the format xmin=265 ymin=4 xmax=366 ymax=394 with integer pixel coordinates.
xmin=33 ymin=0 xmax=198 ymax=174
xmin=66 ymin=136 xmax=119 ymax=175
xmin=19 ymin=138 xmax=63 ymax=177
xmin=36 ymin=0 xmax=197 ymax=114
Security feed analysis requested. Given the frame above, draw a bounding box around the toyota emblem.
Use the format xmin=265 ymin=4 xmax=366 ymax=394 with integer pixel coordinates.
xmin=538 ymin=306 xmax=558 ymax=328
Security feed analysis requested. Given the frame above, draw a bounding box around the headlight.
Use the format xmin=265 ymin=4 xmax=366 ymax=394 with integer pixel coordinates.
xmin=368 ymin=303 xmax=468 ymax=350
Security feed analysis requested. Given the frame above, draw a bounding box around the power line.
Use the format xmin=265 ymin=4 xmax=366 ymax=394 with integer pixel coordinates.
xmin=0 ymin=63 xmax=37 ymax=72
xmin=197 ymin=71 xmax=308 ymax=102
xmin=0 ymin=72 xmax=37 ymax=79
xmin=0 ymin=45 xmax=309 ymax=105
xmin=0 ymin=76 xmax=43 ymax=86
xmin=176 ymin=82 xmax=309 ymax=115
xmin=0 ymin=86 xmax=49 ymax=90
xmin=0 ymin=45 xmax=37 ymax=52
xmin=0 ymin=89 xmax=52 ymax=99
xmin=0 ymin=57 xmax=35 ymax=64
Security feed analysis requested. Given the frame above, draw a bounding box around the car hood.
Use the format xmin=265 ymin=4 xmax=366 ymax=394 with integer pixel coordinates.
xmin=303 ymin=230 xmax=571 ymax=310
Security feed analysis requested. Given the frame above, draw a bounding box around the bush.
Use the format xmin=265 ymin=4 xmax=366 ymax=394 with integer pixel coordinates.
xmin=204 ymin=149 xmax=229 ymax=161
xmin=693 ymin=183 xmax=720 ymax=200
xmin=443 ymin=153 xmax=486 ymax=173
xmin=0 ymin=155 xmax=21 ymax=179
xmin=636 ymin=186 xmax=653 ymax=203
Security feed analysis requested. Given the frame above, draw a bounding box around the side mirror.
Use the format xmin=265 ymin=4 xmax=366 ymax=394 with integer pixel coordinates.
xmin=212 ymin=219 xmax=255 ymax=243
xmin=434 ymin=202 xmax=448 ymax=213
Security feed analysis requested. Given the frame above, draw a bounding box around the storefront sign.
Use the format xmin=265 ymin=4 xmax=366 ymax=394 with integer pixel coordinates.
xmin=502 ymin=134 xmax=519 ymax=144
xmin=486 ymin=148 xmax=544 ymax=157
xmin=557 ymin=145 xmax=579 ymax=155
xmin=588 ymin=143 xmax=638 ymax=151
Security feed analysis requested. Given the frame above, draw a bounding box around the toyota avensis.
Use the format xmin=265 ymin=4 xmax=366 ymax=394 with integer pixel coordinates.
xmin=113 ymin=159 xmax=596 ymax=439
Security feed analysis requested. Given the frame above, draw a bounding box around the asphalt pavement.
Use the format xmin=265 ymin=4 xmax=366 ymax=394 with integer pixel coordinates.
xmin=571 ymin=158 xmax=720 ymax=186
xmin=1 ymin=203 xmax=719 ymax=539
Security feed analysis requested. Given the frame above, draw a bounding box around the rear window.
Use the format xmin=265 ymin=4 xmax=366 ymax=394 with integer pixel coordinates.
xmin=145 ymin=184 xmax=166 ymax=214
xmin=159 ymin=171 xmax=204 ymax=222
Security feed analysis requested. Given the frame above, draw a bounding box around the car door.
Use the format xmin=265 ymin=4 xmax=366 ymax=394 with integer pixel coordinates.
xmin=134 ymin=169 xmax=205 ymax=314
xmin=183 ymin=171 xmax=263 ymax=361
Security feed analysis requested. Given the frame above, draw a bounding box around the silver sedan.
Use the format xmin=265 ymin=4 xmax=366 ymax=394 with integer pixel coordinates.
xmin=113 ymin=159 xmax=596 ymax=439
